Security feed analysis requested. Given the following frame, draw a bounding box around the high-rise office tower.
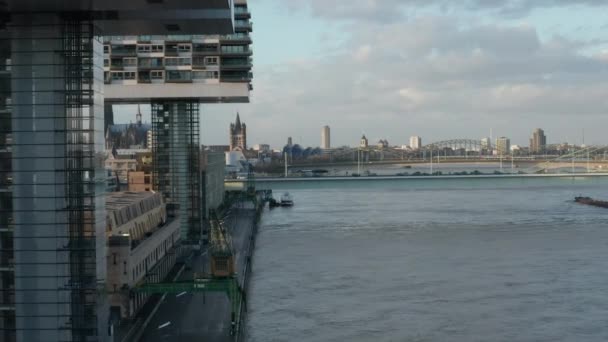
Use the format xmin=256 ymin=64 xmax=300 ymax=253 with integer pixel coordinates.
xmin=321 ymin=126 xmax=331 ymax=149
xmin=530 ymin=128 xmax=547 ymax=154
xmin=496 ymin=137 xmax=511 ymax=156
xmin=409 ymin=136 xmax=422 ymax=150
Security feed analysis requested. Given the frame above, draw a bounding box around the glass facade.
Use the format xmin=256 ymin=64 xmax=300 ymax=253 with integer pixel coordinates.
xmin=5 ymin=14 xmax=108 ymax=342
xmin=151 ymin=101 xmax=201 ymax=242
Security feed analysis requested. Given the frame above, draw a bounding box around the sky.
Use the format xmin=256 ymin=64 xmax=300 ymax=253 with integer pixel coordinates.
xmin=116 ymin=0 xmax=608 ymax=149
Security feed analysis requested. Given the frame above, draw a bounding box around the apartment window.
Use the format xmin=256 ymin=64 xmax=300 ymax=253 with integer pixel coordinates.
xmin=221 ymin=45 xmax=248 ymax=54
xmin=205 ymin=57 xmax=218 ymax=65
xmin=151 ymin=44 xmax=164 ymax=53
xmin=112 ymin=253 xmax=117 ymax=265
xmin=123 ymin=58 xmax=137 ymax=67
xmin=103 ymin=45 xmax=110 ymax=54
xmin=137 ymin=44 xmax=151 ymax=53
xmin=193 ymin=70 xmax=219 ymax=79
xmin=150 ymin=71 xmax=164 ymax=79
xmin=103 ymin=59 xmax=109 ymax=67
xmin=165 ymin=57 xmax=191 ymax=66
xmin=138 ymin=57 xmax=164 ymax=68
xmin=110 ymin=58 xmax=122 ymax=68
xmin=166 ymin=70 xmax=192 ymax=81
xmin=178 ymin=44 xmax=192 ymax=52
xmin=124 ymin=72 xmax=136 ymax=80
xmin=111 ymin=44 xmax=136 ymax=55
xmin=193 ymin=44 xmax=218 ymax=53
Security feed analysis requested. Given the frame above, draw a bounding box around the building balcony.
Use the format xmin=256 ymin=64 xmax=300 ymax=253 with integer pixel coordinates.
xmin=192 ymin=50 xmax=221 ymax=56
xmin=220 ymin=72 xmax=253 ymax=82
xmin=221 ymin=61 xmax=252 ymax=70
xmin=234 ymin=11 xmax=251 ymax=20
xmin=219 ymin=35 xmax=252 ymax=44
xmin=220 ymin=49 xmax=253 ymax=56
xmin=234 ymin=21 xmax=253 ymax=32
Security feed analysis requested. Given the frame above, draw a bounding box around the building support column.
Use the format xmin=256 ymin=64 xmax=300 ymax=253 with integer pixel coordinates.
xmin=151 ymin=100 xmax=201 ymax=243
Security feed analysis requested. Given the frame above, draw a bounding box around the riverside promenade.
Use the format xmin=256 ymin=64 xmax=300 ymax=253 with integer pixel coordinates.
xmin=137 ymin=201 xmax=260 ymax=342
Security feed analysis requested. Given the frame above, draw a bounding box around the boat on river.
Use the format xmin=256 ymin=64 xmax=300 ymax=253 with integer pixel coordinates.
xmin=575 ymin=196 xmax=608 ymax=209
xmin=280 ymin=192 xmax=294 ymax=207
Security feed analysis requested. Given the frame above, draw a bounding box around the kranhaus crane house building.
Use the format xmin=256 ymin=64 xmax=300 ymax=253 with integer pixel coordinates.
xmin=0 ymin=1 xmax=252 ymax=341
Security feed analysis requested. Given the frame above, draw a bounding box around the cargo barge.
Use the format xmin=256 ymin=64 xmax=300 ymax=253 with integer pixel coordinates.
xmin=574 ymin=196 xmax=608 ymax=208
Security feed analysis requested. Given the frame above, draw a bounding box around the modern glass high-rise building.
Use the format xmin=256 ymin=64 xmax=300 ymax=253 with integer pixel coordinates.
xmin=0 ymin=1 xmax=246 ymax=341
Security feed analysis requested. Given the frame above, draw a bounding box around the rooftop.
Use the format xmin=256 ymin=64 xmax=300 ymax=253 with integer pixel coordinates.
xmin=106 ymin=191 xmax=157 ymax=213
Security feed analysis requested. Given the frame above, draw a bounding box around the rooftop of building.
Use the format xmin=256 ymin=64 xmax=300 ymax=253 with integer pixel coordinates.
xmin=106 ymin=191 xmax=157 ymax=213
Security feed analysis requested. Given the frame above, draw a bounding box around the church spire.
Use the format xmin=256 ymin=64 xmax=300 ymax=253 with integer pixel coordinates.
xmin=235 ymin=112 xmax=241 ymax=130
xmin=136 ymin=104 xmax=142 ymax=125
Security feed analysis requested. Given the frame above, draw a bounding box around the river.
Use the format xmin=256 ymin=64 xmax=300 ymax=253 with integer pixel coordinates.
xmin=245 ymin=176 xmax=608 ymax=342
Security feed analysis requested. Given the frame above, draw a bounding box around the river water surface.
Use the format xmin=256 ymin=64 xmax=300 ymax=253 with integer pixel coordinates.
xmin=245 ymin=176 xmax=608 ymax=342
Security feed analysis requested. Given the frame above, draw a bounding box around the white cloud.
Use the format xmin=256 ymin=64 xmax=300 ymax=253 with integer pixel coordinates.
xmin=202 ymin=1 xmax=608 ymax=148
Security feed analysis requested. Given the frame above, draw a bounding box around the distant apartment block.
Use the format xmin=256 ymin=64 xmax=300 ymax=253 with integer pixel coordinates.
xmin=496 ymin=137 xmax=511 ymax=156
xmin=410 ymin=136 xmax=422 ymax=150
xmin=321 ymin=126 xmax=331 ymax=149
xmin=530 ymin=128 xmax=547 ymax=154
xmin=253 ymin=144 xmax=271 ymax=152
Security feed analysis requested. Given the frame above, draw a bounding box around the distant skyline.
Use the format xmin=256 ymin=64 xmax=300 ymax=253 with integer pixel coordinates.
xmin=116 ymin=0 xmax=608 ymax=148
xmin=114 ymin=104 xmax=592 ymax=149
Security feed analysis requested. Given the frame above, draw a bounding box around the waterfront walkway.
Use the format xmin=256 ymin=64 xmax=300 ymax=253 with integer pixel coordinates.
xmin=139 ymin=203 xmax=257 ymax=342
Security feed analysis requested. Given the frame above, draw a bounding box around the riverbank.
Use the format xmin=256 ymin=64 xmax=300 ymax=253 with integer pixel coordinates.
xmin=240 ymin=172 xmax=608 ymax=183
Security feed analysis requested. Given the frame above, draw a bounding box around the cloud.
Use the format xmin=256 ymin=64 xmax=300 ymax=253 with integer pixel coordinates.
xmin=283 ymin=0 xmax=605 ymax=21
xmin=234 ymin=15 xmax=608 ymax=147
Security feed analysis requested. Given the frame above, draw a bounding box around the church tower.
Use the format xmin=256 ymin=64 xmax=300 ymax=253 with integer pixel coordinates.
xmin=229 ymin=112 xmax=247 ymax=151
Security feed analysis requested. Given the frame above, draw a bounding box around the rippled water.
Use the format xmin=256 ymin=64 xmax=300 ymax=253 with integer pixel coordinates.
xmin=246 ymin=176 xmax=608 ymax=342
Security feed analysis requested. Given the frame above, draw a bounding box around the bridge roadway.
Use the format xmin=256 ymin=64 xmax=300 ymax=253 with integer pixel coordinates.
xmin=139 ymin=203 xmax=256 ymax=342
xmin=287 ymin=159 xmax=608 ymax=169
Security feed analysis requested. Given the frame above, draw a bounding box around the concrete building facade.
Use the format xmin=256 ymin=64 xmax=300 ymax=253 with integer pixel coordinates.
xmin=496 ymin=137 xmax=511 ymax=156
xmin=127 ymin=171 xmax=153 ymax=192
xmin=410 ymin=136 xmax=422 ymax=150
xmin=530 ymin=128 xmax=547 ymax=154
xmin=106 ymin=192 xmax=180 ymax=321
xmin=321 ymin=126 xmax=331 ymax=149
